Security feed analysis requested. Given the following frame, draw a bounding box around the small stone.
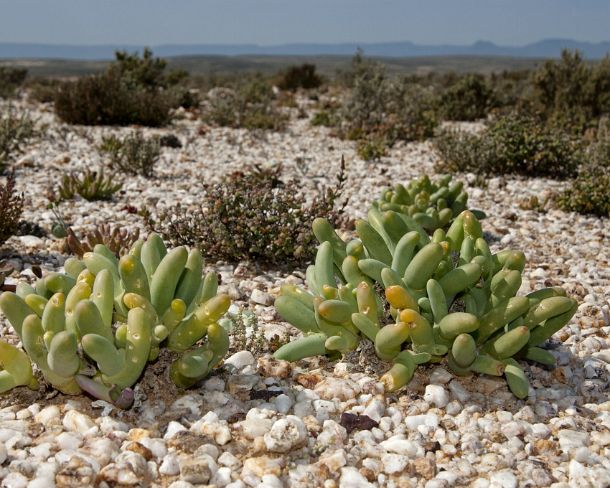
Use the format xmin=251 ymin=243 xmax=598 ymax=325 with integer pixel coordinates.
xmin=218 ymin=451 xmax=241 ymax=470
xmin=339 ymin=467 xmax=374 ymax=487
xmin=62 ymin=410 xmax=96 ymax=434
xmin=211 ymin=466 xmax=232 ymax=487
xmin=489 ymin=469 xmax=517 ymax=488
xmin=274 ymin=394 xmax=293 ymax=414
xmin=430 ymin=368 xmax=453 ymax=384
xmin=381 ymin=453 xmax=408 ymax=474
xmin=34 ymin=405 xmax=60 ymax=426
xmin=0 ymin=443 xmax=6 ymax=464
xmin=56 ymin=432 xmax=83 ymax=450
xmin=159 ymin=453 xmax=180 ymax=476
xmin=558 ymin=430 xmax=589 ymax=452
xmin=164 ymin=421 xmax=187 ymax=439
xmin=179 ymin=454 xmax=218 ymax=484
xmin=413 ymin=457 xmax=436 ymax=479
xmin=264 ymin=416 xmax=307 ymax=452
xmin=225 ymin=351 xmax=256 ymax=370
xmin=424 ymin=385 xmax=449 ymax=408
xmin=251 ymin=289 xmax=273 ymax=306
xmin=362 ymin=399 xmax=385 ymax=423
xmin=0 ymin=472 xmax=28 ymax=488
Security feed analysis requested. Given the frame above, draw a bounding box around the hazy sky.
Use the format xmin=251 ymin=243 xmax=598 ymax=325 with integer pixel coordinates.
xmin=1 ymin=0 xmax=609 ymax=46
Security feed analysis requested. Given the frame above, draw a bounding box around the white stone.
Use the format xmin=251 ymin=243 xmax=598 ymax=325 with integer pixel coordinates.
xmin=225 ymin=351 xmax=256 ymax=370
xmin=34 ymin=406 xmax=60 ymax=426
xmin=251 ymin=289 xmax=273 ymax=306
xmin=0 ymin=443 xmax=6 ymax=464
xmin=241 ymin=409 xmax=276 ymax=439
xmin=489 ymin=470 xmax=517 ymax=488
xmin=56 ymin=432 xmax=83 ymax=450
xmin=159 ymin=453 xmax=180 ymax=476
xmin=273 ymin=394 xmax=293 ymax=414
xmin=1 ymin=472 xmax=28 ymax=488
xmin=363 ymin=399 xmax=385 ymax=423
xmin=218 ymin=451 xmax=241 ymax=469
xmin=380 ymin=436 xmax=423 ymax=458
xmin=264 ymin=416 xmax=307 ymax=452
xmin=430 ymin=367 xmax=453 ymax=384
xmin=164 ymin=421 xmax=187 ymax=439
xmin=424 ymin=384 xmax=449 ymax=408
xmin=405 ymin=414 xmax=439 ymax=431
xmin=211 ymin=466 xmax=232 ymax=487
xmin=558 ymin=430 xmax=589 ymax=452
xmin=381 ymin=453 xmax=408 ymax=474
xmin=339 ymin=467 xmax=374 ymax=487
xmin=62 ymin=410 xmax=95 ymax=434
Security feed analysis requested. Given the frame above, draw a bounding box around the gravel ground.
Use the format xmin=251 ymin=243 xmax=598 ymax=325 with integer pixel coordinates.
xmin=0 ymin=96 xmax=609 ymax=488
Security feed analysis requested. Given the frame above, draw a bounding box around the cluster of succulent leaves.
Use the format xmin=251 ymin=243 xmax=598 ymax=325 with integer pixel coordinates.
xmin=146 ymin=163 xmax=345 ymax=267
xmin=0 ymin=173 xmax=23 ymax=245
xmin=273 ymin=176 xmax=577 ymax=399
xmin=54 ymin=49 xmax=189 ymax=127
xmin=434 ymin=113 xmax=582 ymax=179
xmin=99 ymin=132 xmax=161 ymax=178
xmin=0 ymin=233 xmax=231 ymax=407
xmin=0 ymin=67 xmax=27 ymax=99
xmin=51 ymin=168 xmax=122 ymax=202
xmin=0 ymin=108 xmax=36 ymax=171
xmin=64 ymin=225 xmax=141 ymax=258
xmin=203 ymin=76 xmax=287 ymax=131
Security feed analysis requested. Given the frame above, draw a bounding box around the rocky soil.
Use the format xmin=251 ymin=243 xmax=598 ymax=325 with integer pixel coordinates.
xmin=0 ymin=96 xmax=609 ymax=488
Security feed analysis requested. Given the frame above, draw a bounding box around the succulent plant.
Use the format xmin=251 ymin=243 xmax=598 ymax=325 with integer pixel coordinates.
xmin=53 ymin=169 xmax=123 ymax=202
xmin=375 ymin=174 xmax=485 ymax=231
xmin=273 ymin=207 xmax=577 ymax=399
xmin=0 ymin=233 xmax=231 ymax=407
xmin=64 ymin=225 xmax=140 ymax=258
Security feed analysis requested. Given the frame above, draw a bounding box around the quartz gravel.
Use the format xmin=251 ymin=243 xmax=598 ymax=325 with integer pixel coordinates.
xmin=0 ymin=96 xmax=609 ymax=487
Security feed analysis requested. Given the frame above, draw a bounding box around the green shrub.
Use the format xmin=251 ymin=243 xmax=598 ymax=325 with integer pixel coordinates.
xmin=434 ymin=114 xmax=581 ymax=178
xmin=341 ymin=54 xmax=438 ymax=144
xmin=100 ymin=132 xmax=160 ymax=177
xmin=439 ymin=74 xmax=496 ymax=121
xmin=0 ymin=173 xmax=23 ymax=244
xmin=159 ymin=133 xmax=182 ymax=148
xmin=276 ymin=63 xmax=323 ymax=91
xmin=357 ymin=137 xmax=388 ymax=161
xmin=557 ymin=137 xmax=610 ymax=216
xmin=204 ymin=76 xmax=287 ymax=131
xmin=0 ymin=67 xmax=27 ymax=99
xmin=26 ymin=78 xmax=61 ymax=104
xmin=0 ymin=108 xmax=36 ymax=172
xmin=530 ymin=50 xmax=610 ymax=132
xmin=146 ymin=163 xmax=346 ymax=267
xmin=311 ymin=109 xmax=339 ymax=127
xmin=54 ymin=49 xmax=184 ymax=127
xmin=53 ymin=169 xmax=122 ymax=202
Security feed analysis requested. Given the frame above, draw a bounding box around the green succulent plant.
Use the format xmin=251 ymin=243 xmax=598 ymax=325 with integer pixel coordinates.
xmin=0 ymin=233 xmax=231 ymax=407
xmin=54 ymin=168 xmax=123 ymax=202
xmin=273 ymin=202 xmax=576 ymax=399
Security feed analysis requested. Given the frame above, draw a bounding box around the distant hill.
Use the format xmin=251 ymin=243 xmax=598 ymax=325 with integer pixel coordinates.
xmin=0 ymin=38 xmax=609 ymax=60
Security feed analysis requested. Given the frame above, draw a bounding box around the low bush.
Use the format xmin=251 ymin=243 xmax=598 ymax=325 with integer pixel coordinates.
xmin=439 ymin=74 xmax=496 ymax=121
xmin=356 ymin=137 xmax=388 ymax=161
xmin=0 ymin=108 xmax=36 ymax=172
xmin=54 ymin=49 xmax=186 ymax=127
xmin=99 ymin=132 xmax=160 ymax=177
xmin=159 ymin=133 xmax=182 ymax=148
xmin=52 ymin=169 xmax=122 ymax=202
xmin=204 ymin=77 xmax=287 ymax=131
xmin=25 ymin=78 xmax=61 ymax=104
xmin=529 ymin=50 xmax=610 ymax=133
xmin=341 ymin=53 xmax=438 ymax=145
xmin=434 ymin=114 xmax=581 ymax=178
xmin=146 ymin=162 xmax=346 ymax=267
xmin=557 ymin=137 xmax=610 ymax=216
xmin=0 ymin=67 xmax=27 ymax=99
xmin=276 ymin=63 xmax=323 ymax=91
xmin=0 ymin=173 xmax=23 ymax=244
xmin=64 ymin=225 xmax=141 ymax=257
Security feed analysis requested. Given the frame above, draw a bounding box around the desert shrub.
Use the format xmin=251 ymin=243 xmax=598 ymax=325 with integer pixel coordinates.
xmin=0 ymin=67 xmax=27 ymax=99
xmin=0 ymin=108 xmax=36 ymax=172
xmin=557 ymin=136 xmax=610 ymax=216
xmin=204 ymin=76 xmax=287 ymax=131
xmin=439 ymin=74 xmax=496 ymax=121
xmin=0 ymin=173 xmax=23 ymax=244
xmin=146 ymin=163 xmax=346 ymax=266
xmin=99 ymin=132 xmax=160 ymax=177
xmin=276 ymin=63 xmax=323 ymax=91
xmin=52 ymin=169 xmax=122 ymax=202
xmin=529 ymin=50 xmax=610 ymax=132
xmin=26 ymin=78 xmax=61 ymax=103
xmin=159 ymin=133 xmax=182 ymax=148
xmin=311 ymin=109 xmax=340 ymax=127
xmin=54 ymin=49 xmax=184 ymax=127
xmin=357 ymin=137 xmax=388 ymax=161
xmin=341 ymin=54 xmax=438 ymax=144
xmin=434 ymin=113 xmax=581 ymax=178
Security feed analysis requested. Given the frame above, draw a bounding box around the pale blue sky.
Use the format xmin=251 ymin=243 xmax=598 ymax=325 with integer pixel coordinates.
xmin=0 ymin=0 xmax=609 ymax=46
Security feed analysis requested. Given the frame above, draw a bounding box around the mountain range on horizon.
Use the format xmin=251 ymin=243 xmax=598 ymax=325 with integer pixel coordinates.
xmin=1 ymin=38 xmax=609 ymax=60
